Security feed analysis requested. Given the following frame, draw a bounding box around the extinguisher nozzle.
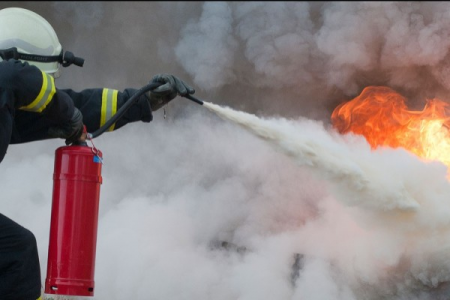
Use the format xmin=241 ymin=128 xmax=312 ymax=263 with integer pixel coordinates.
xmin=184 ymin=94 xmax=203 ymax=105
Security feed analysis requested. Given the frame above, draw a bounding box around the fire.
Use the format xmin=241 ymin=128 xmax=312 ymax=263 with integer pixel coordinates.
xmin=331 ymin=86 xmax=450 ymax=168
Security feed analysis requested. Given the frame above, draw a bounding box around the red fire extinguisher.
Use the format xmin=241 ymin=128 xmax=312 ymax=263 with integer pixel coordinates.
xmin=44 ymin=141 xmax=103 ymax=296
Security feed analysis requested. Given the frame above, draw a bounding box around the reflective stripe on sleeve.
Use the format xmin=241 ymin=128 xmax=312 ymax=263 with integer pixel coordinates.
xmin=100 ymin=88 xmax=118 ymax=131
xmin=19 ymin=71 xmax=56 ymax=113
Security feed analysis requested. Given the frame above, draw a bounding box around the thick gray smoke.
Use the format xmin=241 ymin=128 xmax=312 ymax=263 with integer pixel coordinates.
xmin=2 ymin=1 xmax=450 ymax=299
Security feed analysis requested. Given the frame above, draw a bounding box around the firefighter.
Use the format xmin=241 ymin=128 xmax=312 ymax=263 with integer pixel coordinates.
xmin=0 ymin=7 xmax=195 ymax=300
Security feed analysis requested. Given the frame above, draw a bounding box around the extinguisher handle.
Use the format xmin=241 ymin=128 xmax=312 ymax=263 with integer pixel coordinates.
xmin=87 ymin=82 xmax=162 ymax=140
xmin=69 ymin=125 xmax=88 ymax=146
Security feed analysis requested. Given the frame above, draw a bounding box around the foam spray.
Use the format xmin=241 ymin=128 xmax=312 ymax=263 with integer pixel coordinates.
xmin=202 ymin=101 xmax=450 ymax=298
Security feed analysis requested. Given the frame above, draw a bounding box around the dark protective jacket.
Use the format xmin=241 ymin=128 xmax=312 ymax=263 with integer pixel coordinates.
xmin=0 ymin=59 xmax=153 ymax=162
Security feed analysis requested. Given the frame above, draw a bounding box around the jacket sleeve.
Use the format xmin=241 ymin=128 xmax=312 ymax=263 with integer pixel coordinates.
xmin=61 ymin=87 xmax=153 ymax=133
xmin=11 ymin=84 xmax=153 ymax=144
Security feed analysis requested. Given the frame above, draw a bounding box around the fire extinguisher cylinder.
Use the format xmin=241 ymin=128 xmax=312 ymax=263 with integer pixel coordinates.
xmin=44 ymin=144 xmax=103 ymax=297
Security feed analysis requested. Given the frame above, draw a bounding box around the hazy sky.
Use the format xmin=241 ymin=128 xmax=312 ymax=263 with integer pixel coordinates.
xmin=2 ymin=2 xmax=450 ymax=299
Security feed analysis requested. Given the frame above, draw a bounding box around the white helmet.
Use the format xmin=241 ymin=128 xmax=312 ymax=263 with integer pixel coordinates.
xmin=0 ymin=7 xmax=83 ymax=74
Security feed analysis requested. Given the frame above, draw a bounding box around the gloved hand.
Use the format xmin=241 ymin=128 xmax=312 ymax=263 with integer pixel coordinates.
xmin=48 ymin=107 xmax=85 ymax=145
xmin=146 ymin=74 xmax=195 ymax=111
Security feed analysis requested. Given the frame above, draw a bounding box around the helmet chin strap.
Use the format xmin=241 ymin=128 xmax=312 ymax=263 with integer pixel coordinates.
xmin=0 ymin=47 xmax=84 ymax=67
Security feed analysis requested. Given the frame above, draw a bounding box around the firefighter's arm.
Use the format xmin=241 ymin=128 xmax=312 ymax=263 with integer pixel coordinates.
xmin=11 ymin=86 xmax=152 ymax=143
xmin=62 ymin=74 xmax=195 ymax=134
xmin=62 ymin=87 xmax=154 ymax=133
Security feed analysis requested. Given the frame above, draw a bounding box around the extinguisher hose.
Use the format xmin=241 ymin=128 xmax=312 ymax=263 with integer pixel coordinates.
xmin=87 ymin=82 xmax=204 ymax=140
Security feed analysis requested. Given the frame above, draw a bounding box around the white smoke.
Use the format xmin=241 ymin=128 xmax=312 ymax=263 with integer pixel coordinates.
xmin=1 ymin=1 xmax=450 ymax=300
xmin=175 ymin=2 xmax=238 ymax=90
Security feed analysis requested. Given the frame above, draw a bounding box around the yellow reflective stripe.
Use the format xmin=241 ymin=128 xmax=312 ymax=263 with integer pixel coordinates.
xmin=100 ymin=88 xmax=118 ymax=131
xmin=19 ymin=71 xmax=55 ymax=112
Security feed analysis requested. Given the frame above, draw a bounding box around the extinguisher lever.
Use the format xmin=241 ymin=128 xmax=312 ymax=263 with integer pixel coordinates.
xmin=70 ymin=125 xmax=89 ymax=146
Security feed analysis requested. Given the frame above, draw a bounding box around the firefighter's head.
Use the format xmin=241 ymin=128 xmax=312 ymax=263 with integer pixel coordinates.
xmin=0 ymin=7 xmax=84 ymax=77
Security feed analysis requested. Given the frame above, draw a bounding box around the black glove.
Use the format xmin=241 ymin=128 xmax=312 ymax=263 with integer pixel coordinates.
xmin=48 ymin=107 xmax=84 ymax=145
xmin=146 ymin=74 xmax=195 ymax=111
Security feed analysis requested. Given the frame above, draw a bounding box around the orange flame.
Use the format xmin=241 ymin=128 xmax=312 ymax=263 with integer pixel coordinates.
xmin=331 ymin=86 xmax=450 ymax=168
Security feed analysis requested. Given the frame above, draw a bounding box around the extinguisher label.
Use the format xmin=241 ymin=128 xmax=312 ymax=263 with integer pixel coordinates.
xmin=93 ymin=155 xmax=103 ymax=164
